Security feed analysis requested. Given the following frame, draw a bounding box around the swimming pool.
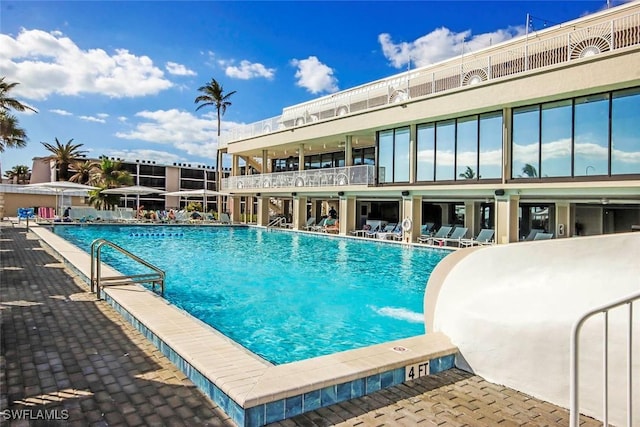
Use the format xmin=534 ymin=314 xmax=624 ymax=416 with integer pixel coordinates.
xmin=53 ymin=225 xmax=449 ymax=364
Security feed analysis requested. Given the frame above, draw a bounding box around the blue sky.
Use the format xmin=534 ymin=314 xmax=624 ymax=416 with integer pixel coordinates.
xmin=0 ymin=0 xmax=621 ymax=174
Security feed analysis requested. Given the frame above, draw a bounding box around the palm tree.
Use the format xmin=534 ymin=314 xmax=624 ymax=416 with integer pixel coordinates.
xmin=93 ymin=157 xmax=133 ymax=188
xmin=4 ymin=164 xmax=31 ymax=184
xmin=195 ymin=78 xmax=236 ymax=136
xmin=0 ymin=77 xmax=37 ymax=153
xmin=458 ymin=166 xmax=478 ymax=180
xmin=41 ymin=138 xmax=88 ymax=181
xmin=521 ymin=163 xmax=538 ymax=178
xmin=69 ymin=159 xmax=100 ymax=185
xmin=87 ymin=183 xmax=121 ymax=210
xmin=0 ymin=112 xmax=28 ymax=152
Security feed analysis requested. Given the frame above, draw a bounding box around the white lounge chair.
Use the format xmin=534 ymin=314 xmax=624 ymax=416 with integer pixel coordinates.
xmin=533 ymin=232 xmax=554 ymax=240
xmin=459 ymin=229 xmax=495 ymax=247
xmin=418 ymin=226 xmax=452 ymax=244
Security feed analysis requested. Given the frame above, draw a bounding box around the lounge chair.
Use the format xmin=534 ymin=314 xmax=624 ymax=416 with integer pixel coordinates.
xmin=218 ymin=213 xmax=231 ymax=224
xmin=303 ymin=217 xmax=316 ymax=231
xmin=459 ymin=229 xmax=495 ymax=247
xmin=375 ymin=223 xmax=398 ymax=239
xmin=311 ymin=217 xmax=329 ymax=232
xmin=533 ymin=232 xmax=554 ymax=240
xmin=522 ymin=228 xmax=545 ymax=241
xmin=438 ymin=227 xmax=468 ymax=247
xmin=417 ymin=225 xmax=453 ymax=244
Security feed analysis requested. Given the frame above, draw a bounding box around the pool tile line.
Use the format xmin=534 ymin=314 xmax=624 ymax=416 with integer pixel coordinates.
xmin=30 ymin=224 xmax=460 ymax=426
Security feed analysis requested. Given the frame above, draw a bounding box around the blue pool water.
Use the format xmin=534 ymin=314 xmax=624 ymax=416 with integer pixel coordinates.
xmin=53 ymin=225 xmax=449 ymax=364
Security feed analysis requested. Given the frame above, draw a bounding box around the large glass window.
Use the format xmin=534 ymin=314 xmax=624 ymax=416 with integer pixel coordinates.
xmin=574 ymin=94 xmax=609 ymax=176
xmin=478 ymin=112 xmax=503 ymax=179
xmin=416 ymin=124 xmax=435 ymax=181
xmin=456 ymin=116 xmax=478 ymax=180
xmin=394 ymin=127 xmax=410 ymax=182
xmin=378 ymin=130 xmax=394 ymax=183
xmin=512 ymin=106 xmax=540 ymax=178
xmin=435 ymin=120 xmax=455 ymax=181
xmin=541 ymin=100 xmax=572 ymax=177
xmin=611 ymin=88 xmax=640 ymax=175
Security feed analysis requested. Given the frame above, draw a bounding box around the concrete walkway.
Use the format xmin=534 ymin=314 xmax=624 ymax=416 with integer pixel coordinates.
xmin=0 ymin=223 xmax=599 ymax=426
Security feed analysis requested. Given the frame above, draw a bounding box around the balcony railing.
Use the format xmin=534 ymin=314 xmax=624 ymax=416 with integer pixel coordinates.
xmin=221 ymin=165 xmax=376 ymax=191
xmin=219 ymin=8 xmax=640 ymax=147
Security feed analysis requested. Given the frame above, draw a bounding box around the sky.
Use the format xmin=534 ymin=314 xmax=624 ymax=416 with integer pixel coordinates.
xmin=0 ymin=0 xmax=625 ymax=174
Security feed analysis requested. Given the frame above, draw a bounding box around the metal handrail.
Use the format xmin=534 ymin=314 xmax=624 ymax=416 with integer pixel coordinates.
xmin=267 ymin=217 xmax=286 ymax=228
xmin=570 ymin=290 xmax=639 ymax=427
xmin=90 ymin=238 xmax=165 ymax=300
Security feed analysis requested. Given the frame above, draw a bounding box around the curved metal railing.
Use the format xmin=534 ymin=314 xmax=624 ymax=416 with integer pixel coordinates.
xmin=90 ymin=238 xmax=165 ymax=300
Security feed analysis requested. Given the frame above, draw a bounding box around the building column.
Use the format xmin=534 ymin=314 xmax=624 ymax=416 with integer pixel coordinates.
xmin=502 ymin=107 xmax=512 ymax=184
xmin=402 ymin=196 xmax=422 ymax=243
xmin=339 ymin=196 xmax=355 ymax=235
xmin=345 ymin=136 xmax=353 ymax=166
xmin=464 ymin=201 xmax=481 ymax=237
xmin=495 ymin=193 xmax=519 ymax=244
xmin=409 ymin=124 xmax=417 ymax=184
xmin=230 ymin=197 xmax=241 ymax=223
xmin=262 ymin=150 xmax=268 ymax=174
xmin=257 ymin=196 xmax=270 ymax=226
xmin=293 ymin=196 xmax=308 ymax=230
xmin=555 ymin=202 xmax=572 ymax=238
xmin=298 ymin=144 xmax=305 ymax=170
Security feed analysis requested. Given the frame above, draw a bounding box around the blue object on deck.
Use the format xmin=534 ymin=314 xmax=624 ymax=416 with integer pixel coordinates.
xmin=17 ymin=208 xmax=35 ymax=219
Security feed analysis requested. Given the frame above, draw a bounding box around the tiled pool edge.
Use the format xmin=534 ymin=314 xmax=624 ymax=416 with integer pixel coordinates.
xmin=30 ymin=224 xmax=459 ymax=426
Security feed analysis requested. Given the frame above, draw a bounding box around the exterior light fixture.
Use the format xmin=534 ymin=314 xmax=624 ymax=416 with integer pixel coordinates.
xmin=495 ymin=189 xmax=505 ymax=196
xmin=401 ymin=190 xmax=410 ymax=197
xmin=338 ymin=191 xmax=345 ymax=197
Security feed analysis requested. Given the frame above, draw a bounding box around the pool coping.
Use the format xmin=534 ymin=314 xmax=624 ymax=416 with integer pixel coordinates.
xmin=30 ymin=224 xmax=459 ymax=426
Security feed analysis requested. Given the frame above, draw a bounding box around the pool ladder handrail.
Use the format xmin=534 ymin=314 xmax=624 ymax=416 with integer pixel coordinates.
xmin=90 ymin=238 xmax=166 ymax=300
xmin=267 ymin=217 xmax=286 ymax=228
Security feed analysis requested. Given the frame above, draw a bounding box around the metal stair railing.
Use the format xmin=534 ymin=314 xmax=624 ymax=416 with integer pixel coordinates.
xmin=267 ymin=217 xmax=286 ymax=228
xmin=570 ymin=290 xmax=639 ymax=427
xmin=90 ymin=238 xmax=165 ymax=300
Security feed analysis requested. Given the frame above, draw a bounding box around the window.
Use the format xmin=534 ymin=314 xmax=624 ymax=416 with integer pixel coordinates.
xmin=416 ymin=124 xmax=435 ymax=181
xmin=435 ymin=120 xmax=455 ymax=181
xmin=377 ymin=127 xmax=409 ymax=183
xmin=574 ymin=94 xmax=609 ymax=176
xmin=512 ymin=106 xmax=540 ymax=178
xmin=541 ymin=100 xmax=572 ymax=177
xmin=611 ymin=88 xmax=640 ymax=175
xmin=478 ymin=112 xmax=502 ymax=179
xmin=456 ymin=116 xmax=478 ymax=180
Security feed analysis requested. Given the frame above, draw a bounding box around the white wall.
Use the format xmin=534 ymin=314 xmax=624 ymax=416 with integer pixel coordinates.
xmin=424 ymin=233 xmax=640 ymax=425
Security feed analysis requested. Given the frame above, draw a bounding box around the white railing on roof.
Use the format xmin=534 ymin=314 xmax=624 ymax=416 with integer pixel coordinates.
xmin=222 ymin=165 xmax=375 ymax=191
xmin=219 ymin=8 xmax=640 ymax=147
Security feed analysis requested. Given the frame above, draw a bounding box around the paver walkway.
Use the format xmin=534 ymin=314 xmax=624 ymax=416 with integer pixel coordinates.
xmin=0 ymin=223 xmax=599 ymax=426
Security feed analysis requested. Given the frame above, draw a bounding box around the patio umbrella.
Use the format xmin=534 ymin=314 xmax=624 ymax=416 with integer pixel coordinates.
xmin=28 ymin=181 xmax=100 ymax=215
xmin=162 ymin=189 xmax=228 ymax=211
xmin=101 ymin=185 xmax=162 ymax=208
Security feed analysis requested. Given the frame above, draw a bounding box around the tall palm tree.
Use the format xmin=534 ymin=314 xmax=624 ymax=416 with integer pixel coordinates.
xmin=4 ymin=164 xmax=31 ymax=184
xmin=69 ymin=159 xmax=100 ymax=185
xmin=87 ymin=157 xmax=133 ymax=209
xmin=0 ymin=77 xmax=37 ymax=153
xmin=94 ymin=157 xmax=133 ymax=188
xmin=41 ymin=138 xmax=87 ymax=181
xmin=194 ymin=78 xmax=236 ymax=136
xmin=0 ymin=112 xmax=28 ymax=152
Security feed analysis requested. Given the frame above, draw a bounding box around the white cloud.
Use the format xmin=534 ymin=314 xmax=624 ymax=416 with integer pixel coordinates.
xmin=291 ymin=56 xmax=338 ymax=94
xmin=97 ymin=113 xmax=109 ymax=118
xmin=0 ymin=28 xmax=173 ymax=100
xmin=166 ymin=61 xmax=196 ymax=76
xmin=222 ymin=59 xmax=275 ymax=80
xmin=79 ymin=115 xmax=106 ymax=123
xmin=50 ymin=109 xmax=72 ymax=116
xmin=114 ymin=108 xmax=244 ymax=160
xmin=379 ymin=25 xmax=525 ymax=69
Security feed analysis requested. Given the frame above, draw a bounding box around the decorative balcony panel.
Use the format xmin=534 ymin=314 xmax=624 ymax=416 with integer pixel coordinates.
xmin=218 ymin=9 xmax=640 ymax=148
xmin=221 ymin=165 xmax=376 ymax=191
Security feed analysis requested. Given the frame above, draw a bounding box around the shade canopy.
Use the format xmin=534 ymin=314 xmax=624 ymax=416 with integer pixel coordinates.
xmin=162 ymin=189 xmax=227 ymax=197
xmin=101 ymin=185 xmax=162 ymax=196
xmin=163 ymin=189 xmax=228 ymax=211
xmin=27 ymin=181 xmax=100 ymax=215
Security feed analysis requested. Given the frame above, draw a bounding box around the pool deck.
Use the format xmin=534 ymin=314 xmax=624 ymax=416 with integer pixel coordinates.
xmin=1 ymin=221 xmax=600 ymax=426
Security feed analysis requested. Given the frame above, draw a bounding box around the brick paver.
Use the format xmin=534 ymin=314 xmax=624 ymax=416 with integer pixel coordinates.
xmin=1 ymin=223 xmax=600 ymax=426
